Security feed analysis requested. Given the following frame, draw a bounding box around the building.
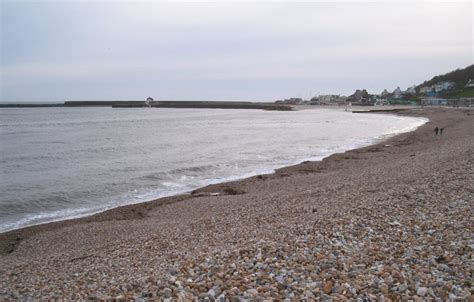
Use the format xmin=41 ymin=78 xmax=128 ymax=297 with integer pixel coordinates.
xmin=405 ymin=86 xmax=416 ymax=95
xmin=421 ymin=97 xmax=448 ymax=106
xmin=145 ymin=97 xmax=154 ymax=107
xmin=393 ymin=87 xmax=402 ymax=99
xmin=433 ymin=81 xmax=455 ymax=92
xmin=465 ymin=79 xmax=474 ymax=88
xmin=419 ymin=86 xmax=432 ymax=95
xmin=380 ymin=89 xmax=389 ymax=97
xmin=374 ymin=98 xmax=389 ymax=106
xmin=319 ymin=95 xmax=340 ymax=104
xmin=309 ymin=97 xmax=320 ymax=105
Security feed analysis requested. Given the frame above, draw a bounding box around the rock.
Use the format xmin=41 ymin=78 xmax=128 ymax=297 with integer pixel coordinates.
xmin=323 ymin=280 xmax=333 ymax=294
xmin=169 ymin=267 xmax=178 ymax=275
xmin=163 ymin=288 xmax=172 ymax=298
xmin=208 ymin=288 xmax=216 ymax=298
xmin=168 ymin=276 xmax=177 ymax=284
xmin=246 ymin=289 xmax=258 ymax=297
xmin=379 ymin=283 xmax=389 ymax=295
xmin=416 ymin=287 xmax=427 ymax=297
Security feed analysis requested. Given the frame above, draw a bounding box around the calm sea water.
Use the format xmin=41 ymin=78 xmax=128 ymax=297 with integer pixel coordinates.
xmin=0 ymin=107 xmax=426 ymax=232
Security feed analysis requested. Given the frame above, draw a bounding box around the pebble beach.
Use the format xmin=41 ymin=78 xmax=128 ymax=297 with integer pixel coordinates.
xmin=0 ymin=107 xmax=472 ymax=300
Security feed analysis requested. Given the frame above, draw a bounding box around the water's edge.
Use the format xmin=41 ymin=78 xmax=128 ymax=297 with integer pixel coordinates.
xmin=1 ymin=113 xmax=428 ymax=234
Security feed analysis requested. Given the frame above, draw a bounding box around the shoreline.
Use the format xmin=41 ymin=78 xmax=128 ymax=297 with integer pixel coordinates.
xmin=1 ymin=107 xmax=472 ymax=300
xmin=0 ymin=109 xmax=427 ymax=236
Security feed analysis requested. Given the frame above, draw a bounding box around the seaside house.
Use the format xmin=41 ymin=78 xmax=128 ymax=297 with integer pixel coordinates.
xmin=465 ymin=79 xmax=474 ymax=88
xmin=405 ymin=86 xmax=416 ymax=95
xmin=347 ymin=89 xmax=374 ymax=105
xmin=392 ymin=87 xmax=402 ymax=99
xmin=419 ymin=82 xmax=455 ymax=96
xmin=419 ymin=86 xmax=432 ymax=95
xmin=374 ymin=98 xmax=389 ymax=106
xmin=433 ymin=81 xmax=455 ymax=92
xmin=318 ymin=95 xmax=341 ymax=104
xmin=309 ymin=97 xmax=320 ymax=105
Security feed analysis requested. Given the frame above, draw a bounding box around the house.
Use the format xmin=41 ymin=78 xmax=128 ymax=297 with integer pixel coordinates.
xmin=419 ymin=86 xmax=432 ymax=95
xmin=433 ymin=81 xmax=455 ymax=92
xmin=309 ymin=97 xmax=320 ymax=105
xmin=380 ymin=89 xmax=390 ymax=97
xmin=347 ymin=89 xmax=373 ymax=105
xmin=465 ymin=79 xmax=474 ymax=88
xmin=318 ymin=95 xmax=341 ymax=104
xmin=405 ymin=86 xmax=416 ymax=95
xmin=393 ymin=87 xmax=402 ymax=99
xmin=375 ymin=98 xmax=389 ymax=106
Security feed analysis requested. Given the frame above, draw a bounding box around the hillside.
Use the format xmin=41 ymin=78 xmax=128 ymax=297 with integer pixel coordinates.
xmin=448 ymin=87 xmax=474 ymax=98
xmin=416 ymin=65 xmax=473 ymax=90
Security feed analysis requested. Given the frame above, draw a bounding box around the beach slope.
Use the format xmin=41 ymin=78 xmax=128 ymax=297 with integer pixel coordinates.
xmin=0 ymin=108 xmax=472 ymax=300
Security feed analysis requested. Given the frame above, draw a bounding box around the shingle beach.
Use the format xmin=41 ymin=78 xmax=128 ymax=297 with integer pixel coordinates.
xmin=1 ymin=107 xmax=472 ymax=300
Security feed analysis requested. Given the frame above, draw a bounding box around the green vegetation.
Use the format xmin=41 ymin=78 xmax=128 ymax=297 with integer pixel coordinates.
xmin=447 ymin=87 xmax=474 ymax=99
xmin=416 ymin=65 xmax=474 ymax=90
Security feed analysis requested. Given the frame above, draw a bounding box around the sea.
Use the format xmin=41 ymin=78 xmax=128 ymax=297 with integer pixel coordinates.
xmin=0 ymin=107 xmax=427 ymax=232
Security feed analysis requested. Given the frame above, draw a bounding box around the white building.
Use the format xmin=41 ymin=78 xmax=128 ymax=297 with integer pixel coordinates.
xmin=465 ymin=79 xmax=474 ymax=88
xmin=433 ymin=81 xmax=455 ymax=92
xmin=393 ymin=87 xmax=402 ymax=99
xmin=419 ymin=86 xmax=432 ymax=94
xmin=319 ymin=95 xmax=340 ymax=103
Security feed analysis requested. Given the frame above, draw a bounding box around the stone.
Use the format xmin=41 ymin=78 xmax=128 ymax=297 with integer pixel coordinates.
xmin=379 ymin=283 xmax=389 ymax=295
xmin=323 ymin=280 xmax=333 ymax=294
xmin=246 ymin=289 xmax=258 ymax=297
xmin=208 ymin=288 xmax=216 ymax=298
xmin=163 ymin=288 xmax=172 ymax=298
xmin=416 ymin=287 xmax=427 ymax=297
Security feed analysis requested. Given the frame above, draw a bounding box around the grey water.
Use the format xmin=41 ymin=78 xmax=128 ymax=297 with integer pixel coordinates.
xmin=0 ymin=107 xmax=426 ymax=232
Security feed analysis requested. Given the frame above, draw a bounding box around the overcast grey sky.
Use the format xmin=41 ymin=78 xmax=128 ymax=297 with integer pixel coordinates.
xmin=1 ymin=1 xmax=472 ymax=102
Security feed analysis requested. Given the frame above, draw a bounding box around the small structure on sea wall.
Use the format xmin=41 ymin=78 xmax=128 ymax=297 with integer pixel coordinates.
xmin=145 ymin=97 xmax=154 ymax=107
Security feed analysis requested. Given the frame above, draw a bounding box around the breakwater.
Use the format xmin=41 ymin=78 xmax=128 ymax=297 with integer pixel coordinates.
xmin=0 ymin=103 xmax=64 ymax=108
xmin=113 ymin=101 xmax=292 ymax=111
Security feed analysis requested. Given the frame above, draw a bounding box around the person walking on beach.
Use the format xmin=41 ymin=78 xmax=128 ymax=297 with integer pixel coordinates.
xmin=434 ymin=127 xmax=439 ymax=136
xmin=440 ymin=127 xmax=444 ymax=136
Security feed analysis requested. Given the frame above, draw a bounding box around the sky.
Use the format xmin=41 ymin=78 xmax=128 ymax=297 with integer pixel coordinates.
xmin=1 ymin=1 xmax=472 ymax=102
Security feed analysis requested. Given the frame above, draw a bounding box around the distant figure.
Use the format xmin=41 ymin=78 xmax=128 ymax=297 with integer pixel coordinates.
xmin=440 ymin=128 xmax=444 ymax=135
xmin=434 ymin=127 xmax=439 ymax=136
